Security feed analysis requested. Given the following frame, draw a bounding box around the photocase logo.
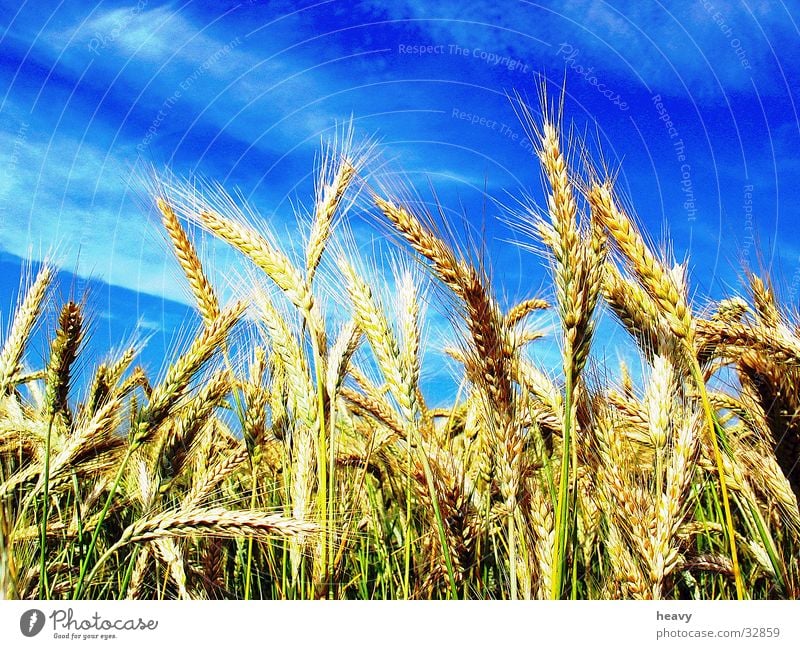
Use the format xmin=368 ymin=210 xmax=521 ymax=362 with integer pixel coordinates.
xmin=20 ymin=609 xmax=45 ymax=637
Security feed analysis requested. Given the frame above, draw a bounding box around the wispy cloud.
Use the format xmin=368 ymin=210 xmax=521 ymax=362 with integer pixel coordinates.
xmin=358 ymin=0 xmax=795 ymax=97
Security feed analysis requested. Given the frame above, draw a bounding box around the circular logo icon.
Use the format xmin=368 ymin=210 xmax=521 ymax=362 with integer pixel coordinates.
xmin=20 ymin=609 xmax=45 ymax=637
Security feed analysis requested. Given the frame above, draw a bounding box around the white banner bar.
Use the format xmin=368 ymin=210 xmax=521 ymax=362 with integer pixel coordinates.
xmin=1 ymin=600 xmax=797 ymax=648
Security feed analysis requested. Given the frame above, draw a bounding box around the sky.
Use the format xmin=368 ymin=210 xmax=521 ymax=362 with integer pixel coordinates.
xmin=1 ymin=0 xmax=799 ymax=401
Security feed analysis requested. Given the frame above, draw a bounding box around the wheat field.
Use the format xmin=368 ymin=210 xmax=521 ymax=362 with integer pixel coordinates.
xmin=1 ymin=104 xmax=798 ymax=600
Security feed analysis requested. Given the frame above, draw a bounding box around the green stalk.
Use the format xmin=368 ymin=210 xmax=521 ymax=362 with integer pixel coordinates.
xmin=73 ymin=444 xmax=135 ymax=599
xmin=38 ymin=415 xmax=54 ymax=599
xmin=326 ymin=369 xmax=338 ymax=599
xmin=508 ymin=510 xmax=517 ymax=600
xmin=281 ymin=537 xmax=288 ymax=597
xmin=117 ymin=547 xmax=140 ymax=599
xmin=222 ymin=346 xmax=256 ymax=600
xmin=741 ymin=494 xmax=785 ymax=594
xmin=570 ymin=502 xmax=580 ymax=599
xmin=403 ymin=426 xmax=412 ymax=599
xmin=71 ymin=473 xmax=84 ymax=555
xmin=569 ymin=403 xmax=580 ymax=599
xmin=404 ymin=387 xmax=466 ymax=599
xmin=551 ymin=367 xmax=574 ymax=600
xmin=310 ymin=335 xmax=330 ymax=597
xmin=414 ymin=435 xmax=458 ymax=598
xmin=687 ymin=352 xmax=744 ymax=600
xmin=243 ymin=474 xmax=257 ymax=600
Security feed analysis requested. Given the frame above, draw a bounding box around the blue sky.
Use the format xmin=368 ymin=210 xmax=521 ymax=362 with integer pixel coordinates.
xmin=1 ymin=0 xmax=799 ymax=401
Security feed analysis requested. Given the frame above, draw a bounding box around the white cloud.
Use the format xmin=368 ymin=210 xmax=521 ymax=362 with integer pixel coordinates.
xmin=0 ymin=122 xmax=193 ymax=305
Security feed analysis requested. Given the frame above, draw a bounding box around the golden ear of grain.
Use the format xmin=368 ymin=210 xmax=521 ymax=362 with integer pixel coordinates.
xmin=83 ymin=346 xmax=141 ymax=417
xmin=539 ymin=122 xmax=579 ymax=259
xmin=537 ymin=120 xmax=606 ymax=377
xmin=711 ymin=297 xmax=749 ymax=324
xmin=156 ymin=197 xmax=220 ymax=325
xmin=134 ymin=302 xmax=245 ymax=447
xmin=397 ymin=271 xmax=423 ymax=400
xmin=85 ymin=365 xmax=111 ymax=417
xmin=700 ymin=320 xmax=800 ymax=366
xmin=640 ymin=355 xmax=700 ymax=598
xmin=242 ymin=347 xmax=269 ymax=453
xmin=306 ymin=158 xmax=356 ymax=284
xmin=124 ymin=547 xmax=152 ymax=600
xmin=589 ymin=182 xmax=692 ymax=341
xmin=39 ymin=397 xmax=123 ymax=493
xmin=374 ymin=196 xmax=513 ymax=433
xmin=197 ymin=206 xmax=326 ymax=341
xmin=505 ymin=298 xmax=549 ymax=329
xmin=325 ymin=320 xmax=361 ymax=399
xmin=255 ymin=295 xmax=318 ymax=434
xmin=513 ymin=358 xmax=564 ymax=431
xmin=118 ymin=366 xmax=151 ymax=400
xmin=43 ymin=301 xmax=84 ymax=423
xmin=340 ymin=260 xmax=418 ymax=423
xmin=119 ymin=507 xmax=320 ymax=546
xmin=158 ymin=368 xmax=232 ymax=482
xmin=183 ymin=443 xmax=249 ymax=509
xmin=374 ymin=198 xmax=463 ymax=292
xmin=153 ymin=538 xmax=193 ymax=600
xmin=0 ymin=264 xmax=53 ymax=394
xmin=645 ymin=355 xmax=673 ymax=451
xmin=749 ymin=274 xmax=781 ymax=329
xmin=595 ymin=419 xmax=652 ymax=599
xmin=107 ymin=346 xmax=137 ymax=383
xmin=340 ymin=385 xmax=404 ymax=437
xmin=529 ymin=477 xmax=555 ymax=598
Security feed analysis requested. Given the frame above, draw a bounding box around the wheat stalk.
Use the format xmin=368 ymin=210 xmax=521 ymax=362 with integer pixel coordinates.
xmin=535 ymin=113 xmax=606 ymax=600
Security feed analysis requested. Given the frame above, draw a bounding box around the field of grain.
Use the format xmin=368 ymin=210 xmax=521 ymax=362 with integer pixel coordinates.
xmin=1 ymin=105 xmax=798 ymax=600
